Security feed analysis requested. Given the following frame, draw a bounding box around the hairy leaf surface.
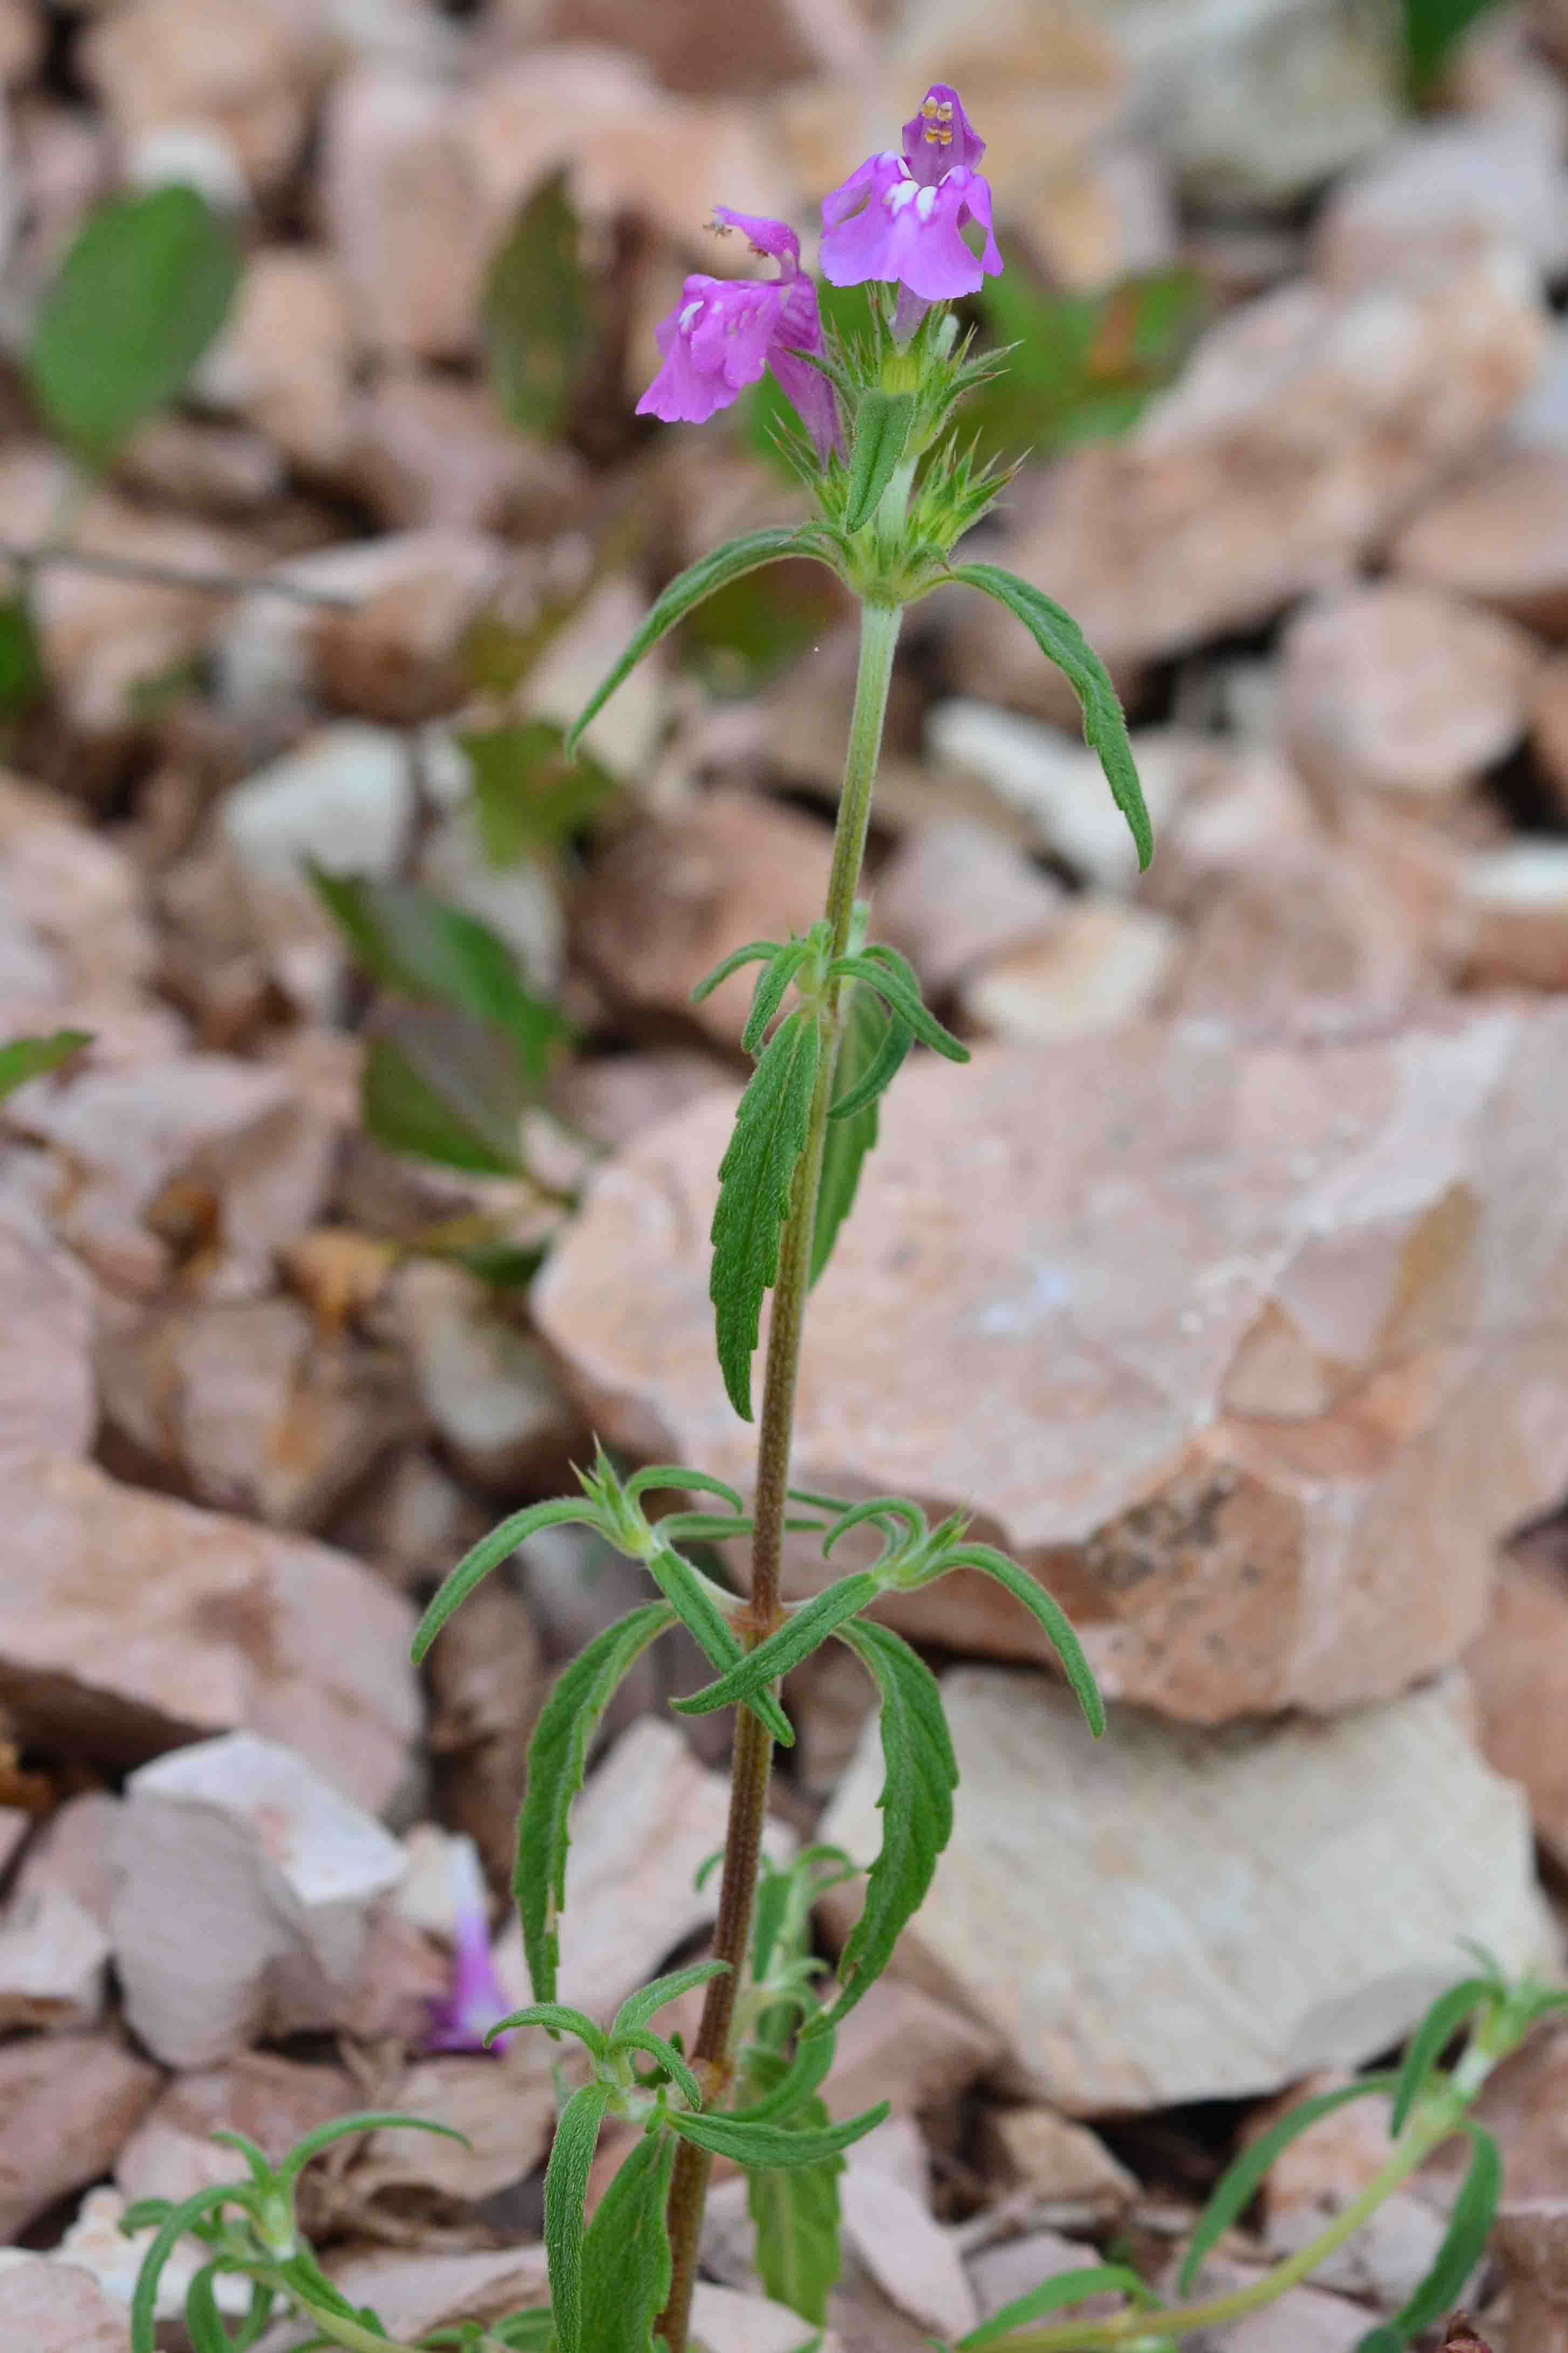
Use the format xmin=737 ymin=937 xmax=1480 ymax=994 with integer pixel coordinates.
xmin=711 ymin=1008 xmax=821 ymax=1419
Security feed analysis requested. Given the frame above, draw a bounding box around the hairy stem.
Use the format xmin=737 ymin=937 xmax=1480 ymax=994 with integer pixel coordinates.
xmin=658 ymin=599 xmax=904 ymax=2352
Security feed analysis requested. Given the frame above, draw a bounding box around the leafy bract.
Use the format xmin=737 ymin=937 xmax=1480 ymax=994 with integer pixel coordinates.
xmin=645 ymin=1543 xmax=793 ymax=1745
xmin=743 ymin=941 xmax=810 ymax=1057
xmin=613 ymin=1958 xmax=729 ymax=2038
xmin=544 ymin=2082 xmax=611 ymax=2353
xmin=943 ymin=563 xmax=1151 ymax=871
xmin=1179 ymin=2075 xmax=1399 ymax=2293
xmin=0 ymin=1029 xmax=90 ymax=1101
xmin=567 ymin=528 xmax=830 ymax=756
xmin=30 ymin=186 xmax=240 ymax=463
xmin=578 ymin=2129 xmax=676 ymax=2353
xmin=672 ymin=1575 xmax=880 ymax=1722
xmin=931 ymin=1546 xmax=1104 ymax=1738
xmin=710 ymin=1007 xmax=821 ymax=1420
xmin=844 ymin=391 xmax=915 ymax=533
xmin=809 ymin=1619 xmax=957 ymax=2035
xmin=669 ymin=2100 xmax=888 ymax=2171
xmin=830 ymin=947 xmax=969 ymax=1062
xmin=514 ymin=1601 xmax=678 ymax=2003
xmin=812 ymin=983 xmax=897 ymax=1288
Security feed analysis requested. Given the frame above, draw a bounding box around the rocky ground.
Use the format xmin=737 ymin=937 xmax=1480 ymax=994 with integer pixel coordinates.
xmin=6 ymin=0 xmax=1568 ymax=2345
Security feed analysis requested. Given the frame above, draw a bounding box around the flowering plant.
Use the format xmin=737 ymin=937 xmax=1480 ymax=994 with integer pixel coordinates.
xmin=129 ymin=80 xmax=1562 ymax=2353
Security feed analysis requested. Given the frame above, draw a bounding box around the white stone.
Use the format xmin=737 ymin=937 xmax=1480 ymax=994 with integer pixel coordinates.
xmin=927 ymin=705 xmax=1199 ymax=889
xmin=961 ymin=896 xmax=1182 ymax=1042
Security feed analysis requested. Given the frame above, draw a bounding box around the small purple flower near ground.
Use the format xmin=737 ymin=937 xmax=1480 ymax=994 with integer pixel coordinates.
xmin=425 ymin=1837 xmax=514 ymax=2054
xmin=820 ymin=84 xmax=1000 ymax=304
xmin=636 ymin=206 xmax=841 ymax=459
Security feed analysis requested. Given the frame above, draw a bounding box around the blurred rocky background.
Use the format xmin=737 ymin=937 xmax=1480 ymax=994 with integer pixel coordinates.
xmin=6 ymin=0 xmax=1568 ymax=2344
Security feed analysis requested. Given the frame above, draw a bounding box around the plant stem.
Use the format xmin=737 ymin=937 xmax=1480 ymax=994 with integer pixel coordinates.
xmin=658 ymin=598 xmax=904 ymax=2352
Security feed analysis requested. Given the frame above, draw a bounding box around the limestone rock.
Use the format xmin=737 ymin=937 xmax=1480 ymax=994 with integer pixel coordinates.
xmin=82 ymin=0 xmax=309 ymax=193
xmin=0 ymin=1452 xmax=420 ymax=1810
xmin=947 ymin=243 xmax=1547 ymax=698
xmin=0 ymin=2032 xmax=160 ymax=2239
xmin=0 ymin=2257 xmax=129 ymax=2349
xmin=574 ymin=787 xmax=834 ymax=1046
xmin=352 ymin=2037 xmax=560 ymax=2206
xmin=520 ymin=0 xmax=862 ymax=97
xmin=823 ymin=1978 xmax=1003 ymax=2124
xmin=981 ymin=2108 xmax=1137 ymax=2220
xmin=871 ymin=819 xmax=1066 ymax=994
xmin=115 ymin=2052 xmax=358 ymax=2218
xmin=311 ymin=532 xmax=511 ymax=725
xmin=0 ymin=774 xmax=155 ymax=1016
xmin=195 ymin=247 xmax=357 ymax=477
xmin=820 ymin=1669 xmax=1551 ymax=2111
xmin=1173 ymin=2257 xmax=1371 ymax=2353
xmin=1494 ymin=2202 xmax=1568 ymax=2353
xmin=417 ymin=804 xmax=565 ymax=995
xmin=535 ymin=1009 xmax=1568 ymax=1722
xmin=344 ymin=371 xmax=588 ymax=534
xmin=1451 ymin=842 xmax=1568 ymax=988
xmin=393 ymin=1261 xmax=588 ymax=1491
xmin=960 ymin=897 xmax=1182 ymax=1042
xmin=1531 ymin=651 xmax=1568 ymax=813
xmin=0 ymin=1877 xmax=110 ymax=2030
xmin=115 ymin=1729 xmax=408 ymax=2065
xmin=1279 ymin=583 xmax=1540 ymax=804
xmin=523 ymin=572 xmax=669 ymax=784
xmin=842 ymin=2119 xmax=977 ymax=2339
xmin=115 ymin=415 xmax=286 ymax=518
xmin=1314 ymin=115 xmax=1568 ymax=285
xmin=1468 ymin=1540 xmax=1568 ymax=1871
xmin=0 ymin=1173 xmax=94 ymax=1459
xmin=968 ymin=2231 xmax=1122 ymax=2330
xmin=1392 ymin=447 xmax=1568 ymax=636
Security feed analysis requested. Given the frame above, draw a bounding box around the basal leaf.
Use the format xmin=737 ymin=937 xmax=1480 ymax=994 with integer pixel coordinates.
xmin=514 ymin=1601 xmax=678 ymax=2003
xmin=360 ymin=1011 xmax=527 ymax=1176
xmin=958 ymin=2263 xmax=1157 ymax=2350
xmin=645 ymin=1544 xmax=793 ymax=1745
xmin=809 ymin=1620 xmax=957 ymax=2036
xmin=671 ymin=1575 xmax=881 ymax=1722
xmin=0 ymin=1028 xmax=90 ymax=1102
xmin=710 ymin=1007 xmax=821 ymax=1420
xmin=669 ymin=2099 xmax=888 ymax=2171
xmin=579 ymin=2128 xmax=676 ymax=2353
xmin=460 ymin=719 xmax=615 ymax=863
xmin=812 ymin=984 xmax=893 ymax=1288
xmin=830 ymin=948 xmax=968 ymax=1062
xmin=1178 ymin=2075 xmax=1399 ymax=2294
xmin=943 ymin=563 xmax=1151 ymax=871
xmin=747 ymin=2094 xmax=844 ymax=2326
xmin=936 ymin=1547 xmax=1105 ymax=1738
xmin=566 ymin=529 xmax=828 ymax=756
xmin=844 ymin=390 xmax=915 ymax=534
xmin=482 ymin=170 xmax=600 ymax=439
xmin=30 ymin=185 xmax=240 ymax=463
xmin=544 ymin=2081 xmax=612 ymax=2353
xmin=412 ymin=1497 xmax=598 ymax=1662
xmin=1382 ymin=2122 xmax=1502 ymax=2344
xmin=1390 ymin=1977 xmax=1492 ymax=2136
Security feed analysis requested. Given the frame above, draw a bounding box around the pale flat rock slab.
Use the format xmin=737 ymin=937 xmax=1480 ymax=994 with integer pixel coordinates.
xmin=493 ymin=1716 xmax=792 ymax=2025
xmin=1392 ymin=446 xmax=1568 ymax=636
xmin=0 ymin=1453 xmax=420 ymax=1809
xmin=536 ymin=1008 xmax=1568 ymax=1722
xmin=115 ymin=1730 xmax=407 ymax=2066
xmin=1176 ymin=2259 xmax=1369 ymax=2353
xmin=824 ymin=1977 xmax=1002 ymax=2123
xmin=692 ymin=2281 xmax=844 ymax=2353
xmin=1313 ymin=114 xmax=1568 ymax=285
xmin=871 ymin=819 xmax=1066 ymax=995
xmin=960 ymin=897 xmax=1182 ymax=1043
xmin=0 ymin=2032 xmax=160 ymax=2239
xmin=393 ymin=1261 xmax=587 ymax=1491
xmin=0 ymin=773 xmax=155 ymax=1015
xmin=258 ymin=2246 xmax=551 ymax=2348
xmin=117 ymin=2052 xmax=357 ymax=2213
xmin=819 ymin=1668 xmax=1551 ymax=2113
xmin=0 ymin=2257 xmax=129 ymax=2349
xmin=0 ymin=1172 xmax=95 ymax=1459
xmin=947 ymin=242 xmax=1546 ymax=699
xmin=842 ymin=2119 xmax=978 ymax=2339
xmin=1468 ymin=1541 xmax=1568 ymax=1870
xmin=1279 ymin=582 xmax=1540 ymax=804
xmin=982 ymin=2107 xmax=1137 ymax=2219
xmin=353 ymin=2038 xmax=560 ymax=2204
xmin=0 ymin=1877 xmax=110 ymax=2030
xmin=1451 ymin=841 xmax=1568 ymax=988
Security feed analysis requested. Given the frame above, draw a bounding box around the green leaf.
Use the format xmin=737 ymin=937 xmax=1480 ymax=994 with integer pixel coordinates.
xmin=809 ymin=1620 xmax=957 ymax=2036
xmin=0 ymin=596 xmax=43 ymax=716
xmin=935 ymin=1548 xmax=1105 ymax=1738
xmin=1178 ymin=2076 xmax=1399 ymax=2294
xmin=742 ymin=942 xmax=809 ymax=1058
xmin=1381 ymin=2123 xmax=1502 ymax=2344
xmin=691 ymin=940 xmax=785 ymax=1005
xmin=275 ymin=2112 xmax=469 ymax=2197
xmin=544 ymin=2081 xmax=612 ymax=2353
xmin=29 ymin=185 xmax=240 ymax=463
xmin=361 ymin=1011 xmax=527 ymax=1176
xmin=958 ymin=2263 xmax=1157 ymax=2350
xmin=812 ymin=985 xmax=894 ymax=1288
xmin=671 ymin=1575 xmax=881 ymax=1723
xmin=623 ymin=1465 xmax=745 ymax=1511
xmin=566 ymin=528 xmax=828 ymax=756
xmin=185 ymin=2264 xmax=244 ymax=2353
xmin=733 ymin=2025 xmax=837 ymax=2126
xmin=943 ymin=564 xmax=1151 ymax=871
xmin=615 ymin=2028 xmax=704 ymax=2109
xmin=460 ymin=720 xmax=616 ymax=862
xmin=747 ymin=2094 xmax=844 ymax=2325
xmin=1390 ymin=1978 xmax=1494 ymax=2136
xmin=669 ymin=2099 xmax=888 ymax=2171
xmin=1402 ymin=0 xmax=1504 ymax=94
xmin=482 ymin=170 xmax=600 ymax=439
xmin=579 ymin=2127 xmax=676 ymax=2353
xmin=413 ymin=1497 xmax=598 ymax=1663
xmin=309 ymin=871 xmax=568 ymax=1086
xmin=0 ymin=1028 xmax=90 ymax=1101
xmin=710 ymin=1007 xmax=821 ymax=1420
xmin=645 ymin=1544 xmax=793 ymax=1745
xmin=612 ymin=1957 xmax=729 ymax=2038
xmin=830 ymin=948 xmax=969 ymax=1062
xmin=131 ymin=2185 xmax=250 ymax=2353
xmin=485 ymin=2002 xmax=609 ymax=2059
xmin=844 ymin=391 xmax=915 ymax=533
xmin=514 ymin=1601 xmax=678 ymax=2003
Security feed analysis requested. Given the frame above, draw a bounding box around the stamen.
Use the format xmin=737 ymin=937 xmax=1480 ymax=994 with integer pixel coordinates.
xmin=921 ymin=97 xmax=940 ymax=119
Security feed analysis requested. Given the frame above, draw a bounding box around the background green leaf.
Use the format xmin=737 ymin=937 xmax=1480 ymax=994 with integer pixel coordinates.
xmin=1179 ymin=2076 xmax=1398 ymax=2293
xmin=460 ymin=720 xmax=616 ymax=863
xmin=360 ymin=1012 xmax=529 ymax=1176
xmin=0 ymin=1029 xmax=90 ymax=1101
xmin=1401 ymin=0 xmax=1504 ymax=94
xmin=29 ymin=185 xmax=241 ymax=463
xmin=482 ymin=171 xmax=601 ymax=439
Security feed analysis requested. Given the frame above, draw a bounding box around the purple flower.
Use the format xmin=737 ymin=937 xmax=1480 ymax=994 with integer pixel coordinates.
xmin=425 ymin=1840 xmax=513 ymax=2056
xmin=637 ymin=208 xmax=841 ymax=461
xmin=819 ymin=85 xmax=1001 ymax=305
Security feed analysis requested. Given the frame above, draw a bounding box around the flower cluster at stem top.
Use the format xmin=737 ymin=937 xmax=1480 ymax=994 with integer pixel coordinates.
xmin=637 ymin=81 xmax=1001 ymax=461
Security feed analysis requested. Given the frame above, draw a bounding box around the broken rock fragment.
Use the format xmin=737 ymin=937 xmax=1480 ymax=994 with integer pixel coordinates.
xmin=0 ymin=2032 xmax=160 ymax=2239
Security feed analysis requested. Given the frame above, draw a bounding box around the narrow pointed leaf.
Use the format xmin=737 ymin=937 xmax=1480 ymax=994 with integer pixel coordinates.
xmin=733 ymin=2025 xmax=837 ymax=2125
xmin=185 ymin=2265 xmax=242 ymax=2353
xmin=1178 ymin=2075 xmax=1399 ymax=2293
xmin=579 ymin=2127 xmax=676 ymax=2353
xmin=938 ymin=1547 xmax=1105 ymax=1738
xmin=1390 ymin=1978 xmax=1493 ymax=2136
xmin=0 ymin=1029 xmax=91 ymax=1101
xmin=747 ymin=2094 xmax=844 ymax=2325
xmin=823 ymin=1497 xmax=925 ymax=1556
xmin=515 ymin=1600 xmax=678 ymax=2002
xmin=827 ymin=1005 xmax=911 ymax=1125
xmin=944 ymin=563 xmax=1151 ymax=871
xmin=544 ymin=2081 xmax=612 ymax=2353
xmin=958 ymin=2264 xmax=1157 ymax=2350
xmin=808 ymin=1619 xmax=957 ymax=2036
xmin=744 ymin=942 xmax=809 ymax=1057
xmin=276 ymin=2112 xmax=468 ymax=2195
xmin=623 ymin=1466 xmax=745 ymax=1511
xmin=669 ymin=2099 xmax=888 ymax=2171
xmin=1393 ymin=2121 xmax=1502 ymax=2341
xmin=483 ymin=2002 xmax=607 ymax=2058
xmin=131 ymin=2185 xmax=250 ymax=2353
xmin=412 ymin=1498 xmax=597 ymax=1662
xmin=830 ymin=949 xmax=968 ymax=1062
xmin=812 ymin=984 xmax=890 ymax=1288
xmin=646 ymin=1543 xmax=793 ymax=1745
xmin=711 ymin=1008 xmax=821 ymax=1420
xmin=615 ymin=2028 xmax=704 ymax=2109
xmin=672 ymin=1576 xmax=881 ymax=1721
xmin=567 ymin=528 xmax=826 ymax=756
xmin=844 ymin=391 xmax=915 ymax=533
xmin=613 ymin=1957 xmax=729 ymax=2038
xmin=691 ymin=940 xmax=784 ymax=1004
